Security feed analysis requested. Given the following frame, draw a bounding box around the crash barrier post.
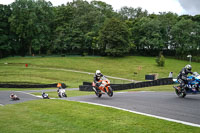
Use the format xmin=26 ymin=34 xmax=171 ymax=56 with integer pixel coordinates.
xmin=79 ymin=78 xmax=173 ymax=91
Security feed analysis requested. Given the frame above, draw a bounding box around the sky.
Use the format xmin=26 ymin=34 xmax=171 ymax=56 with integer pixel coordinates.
xmin=0 ymin=0 xmax=200 ymax=16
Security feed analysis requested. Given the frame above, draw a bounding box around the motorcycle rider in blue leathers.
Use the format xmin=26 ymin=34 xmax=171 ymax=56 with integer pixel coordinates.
xmin=177 ymin=64 xmax=193 ymax=91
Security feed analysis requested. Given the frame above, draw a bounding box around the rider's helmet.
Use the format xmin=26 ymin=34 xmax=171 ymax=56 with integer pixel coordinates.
xmin=96 ymin=70 xmax=101 ymax=76
xmin=96 ymin=70 xmax=101 ymax=80
xmin=185 ymin=64 xmax=192 ymax=71
xmin=57 ymin=83 xmax=61 ymax=88
xmin=10 ymin=93 xmax=14 ymax=97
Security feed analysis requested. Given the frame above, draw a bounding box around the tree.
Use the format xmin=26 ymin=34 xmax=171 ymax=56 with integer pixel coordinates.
xmin=9 ymin=0 xmax=53 ymax=56
xmin=171 ymin=18 xmax=200 ymax=55
xmin=32 ymin=0 xmax=54 ymax=55
xmin=132 ymin=16 xmax=164 ymax=51
xmin=118 ymin=7 xmax=148 ymax=20
xmin=0 ymin=4 xmax=12 ymax=58
xmin=9 ymin=0 xmax=37 ymax=55
xmin=158 ymin=12 xmax=178 ymax=50
xmin=98 ymin=18 xmax=131 ymax=56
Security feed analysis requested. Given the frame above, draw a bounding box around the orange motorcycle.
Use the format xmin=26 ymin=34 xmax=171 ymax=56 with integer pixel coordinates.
xmin=92 ymin=77 xmax=113 ymax=98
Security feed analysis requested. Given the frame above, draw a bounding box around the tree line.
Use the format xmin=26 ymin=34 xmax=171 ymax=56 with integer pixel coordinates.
xmin=0 ymin=0 xmax=200 ymax=58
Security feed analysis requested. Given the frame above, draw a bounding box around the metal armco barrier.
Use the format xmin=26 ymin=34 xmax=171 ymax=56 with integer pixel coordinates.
xmin=79 ymin=78 xmax=174 ymax=91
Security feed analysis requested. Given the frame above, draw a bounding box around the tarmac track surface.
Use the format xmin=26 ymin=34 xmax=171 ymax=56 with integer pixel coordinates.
xmin=0 ymin=91 xmax=40 ymax=105
xmin=68 ymin=91 xmax=200 ymax=126
xmin=0 ymin=88 xmax=78 ymax=105
xmin=1 ymin=90 xmax=200 ymax=126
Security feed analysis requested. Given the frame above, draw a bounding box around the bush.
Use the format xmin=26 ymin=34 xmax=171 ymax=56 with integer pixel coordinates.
xmin=82 ymin=52 xmax=88 ymax=56
xmin=156 ymin=52 xmax=165 ymax=67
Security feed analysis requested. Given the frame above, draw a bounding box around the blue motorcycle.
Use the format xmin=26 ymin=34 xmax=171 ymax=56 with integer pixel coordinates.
xmin=174 ymin=72 xmax=200 ymax=98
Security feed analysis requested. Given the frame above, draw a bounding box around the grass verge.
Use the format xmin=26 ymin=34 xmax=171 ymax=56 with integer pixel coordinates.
xmin=0 ymin=100 xmax=199 ymax=133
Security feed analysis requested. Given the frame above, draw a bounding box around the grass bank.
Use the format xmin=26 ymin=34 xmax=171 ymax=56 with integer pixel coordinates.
xmin=0 ymin=56 xmax=199 ymax=88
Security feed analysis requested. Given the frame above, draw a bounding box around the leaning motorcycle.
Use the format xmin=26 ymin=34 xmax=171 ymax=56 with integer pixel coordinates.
xmin=92 ymin=77 xmax=113 ymax=98
xmin=10 ymin=94 xmax=20 ymax=100
xmin=174 ymin=72 xmax=200 ymax=98
xmin=42 ymin=92 xmax=50 ymax=99
xmin=57 ymin=88 xmax=67 ymax=98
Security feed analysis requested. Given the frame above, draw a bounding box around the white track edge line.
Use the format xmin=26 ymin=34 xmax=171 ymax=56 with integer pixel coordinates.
xmin=16 ymin=91 xmax=42 ymax=98
xmin=74 ymin=100 xmax=200 ymax=128
xmin=14 ymin=91 xmax=200 ymax=127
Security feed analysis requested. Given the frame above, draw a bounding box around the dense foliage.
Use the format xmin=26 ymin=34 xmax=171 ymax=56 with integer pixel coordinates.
xmin=0 ymin=0 xmax=200 ymax=57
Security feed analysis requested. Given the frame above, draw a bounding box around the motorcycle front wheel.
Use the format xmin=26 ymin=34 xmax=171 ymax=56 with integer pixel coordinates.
xmin=62 ymin=93 xmax=67 ymax=97
xmin=106 ymin=87 xmax=113 ymax=97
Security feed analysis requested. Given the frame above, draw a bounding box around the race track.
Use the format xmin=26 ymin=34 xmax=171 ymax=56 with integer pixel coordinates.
xmin=1 ymin=90 xmax=200 ymax=127
xmin=0 ymin=91 xmax=40 ymax=105
xmin=68 ymin=91 xmax=200 ymax=125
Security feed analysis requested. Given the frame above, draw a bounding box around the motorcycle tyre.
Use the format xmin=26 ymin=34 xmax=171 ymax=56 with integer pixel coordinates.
xmin=63 ymin=93 xmax=67 ymax=97
xmin=175 ymin=88 xmax=186 ymax=98
xmin=95 ymin=91 xmax=102 ymax=98
xmin=106 ymin=87 xmax=113 ymax=97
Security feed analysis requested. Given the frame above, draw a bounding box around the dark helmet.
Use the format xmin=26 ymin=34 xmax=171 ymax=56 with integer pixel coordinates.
xmin=185 ymin=64 xmax=192 ymax=71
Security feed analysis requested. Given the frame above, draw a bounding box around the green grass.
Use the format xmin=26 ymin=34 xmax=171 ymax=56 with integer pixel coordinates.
xmin=0 ymin=56 xmax=199 ymax=132
xmin=0 ymin=100 xmax=199 ymax=133
xmin=1 ymin=56 xmax=200 ymax=88
xmin=0 ymin=87 xmax=59 ymax=91
xmin=1 ymin=56 xmax=200 ymax=83
xmin=0 ymin=65 xmax=93 ymax=88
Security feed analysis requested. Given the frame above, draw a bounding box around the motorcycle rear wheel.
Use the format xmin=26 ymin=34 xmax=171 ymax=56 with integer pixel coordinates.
xmin=58 ymin=94 xmax=61 ymax=98
xmin=95 ymin=91 xmax=102 ymax=98
xmin=175 ymin=87 xmax=186 ymax=98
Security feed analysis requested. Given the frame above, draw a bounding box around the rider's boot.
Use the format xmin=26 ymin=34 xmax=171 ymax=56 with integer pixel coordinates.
xmin=174 ymin=86 xmax=181 ymax=92
xmin=181 ymin=85 xmax=187 ymax=92
xmin=95 ymin=87 xmax=101 ymax=93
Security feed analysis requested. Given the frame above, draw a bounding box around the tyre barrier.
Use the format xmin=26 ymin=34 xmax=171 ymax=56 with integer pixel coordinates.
xmin=79 ymin=78 xmax=173 ymax=91
xmin=79 ymin=85 xmax=93 ymax=91
xmin=0 ymin=83 xmax=58 ymax=88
